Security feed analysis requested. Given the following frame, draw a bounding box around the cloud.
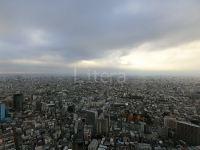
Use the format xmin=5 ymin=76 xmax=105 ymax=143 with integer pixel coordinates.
xmin=0 ymin=0 xmax=200 ymax=74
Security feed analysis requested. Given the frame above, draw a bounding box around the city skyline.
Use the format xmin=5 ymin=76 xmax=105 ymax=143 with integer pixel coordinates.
xmin=1 ymin=1 xmax=200 ymax=75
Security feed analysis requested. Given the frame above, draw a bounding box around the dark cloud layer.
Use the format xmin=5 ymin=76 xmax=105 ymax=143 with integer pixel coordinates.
xmin=1 ymin=0 xmax=200 ymax=74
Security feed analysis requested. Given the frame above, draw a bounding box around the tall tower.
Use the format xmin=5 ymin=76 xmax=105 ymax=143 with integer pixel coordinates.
xmin=0 ymin=103 xmax=5 ymax=121
xmin=13 ymin=93 xmax=24 ymax=110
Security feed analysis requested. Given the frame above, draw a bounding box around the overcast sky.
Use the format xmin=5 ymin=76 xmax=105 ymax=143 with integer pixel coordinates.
xmin=1 ymin=0 xmax=200 ymax=75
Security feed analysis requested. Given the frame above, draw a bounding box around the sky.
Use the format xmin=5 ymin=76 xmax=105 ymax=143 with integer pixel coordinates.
xmin=1 ymin=0 xmax=200 ymax=75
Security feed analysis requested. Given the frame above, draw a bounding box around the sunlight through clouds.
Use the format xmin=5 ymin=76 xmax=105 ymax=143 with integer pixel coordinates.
xmin=119 ymin=41 xmax=200 ymax=71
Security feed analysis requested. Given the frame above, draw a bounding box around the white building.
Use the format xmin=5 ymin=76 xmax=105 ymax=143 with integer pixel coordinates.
xmin=88 ymin=139 xmax=98 ymax=150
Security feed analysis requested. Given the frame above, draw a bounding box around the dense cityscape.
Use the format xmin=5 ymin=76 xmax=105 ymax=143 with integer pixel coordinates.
xmin=1 ymin=0 xmax=200 ymax=150
xmin=0 ymin=75 xmax=200 ymax=150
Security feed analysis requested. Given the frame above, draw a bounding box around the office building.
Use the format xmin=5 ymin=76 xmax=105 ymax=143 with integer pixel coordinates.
xmin=13 ymin=93 xmax=24 ymax=110
xmin=0 ymin=103 xmax=5 ymax=121
xmin=96 ymin=112 xmax=110 ymax=134
xmin=176 ymin=121 xmax=200 ymax=146
xmin=145 ymin=125 xmax=152 ymax=134
xmin=101 ymin=118 xmax=108 ymax=133
xmin=86 ymin=110 xmax=98 ymax=126
xmin=96 ymin=119 xmax=102 ymax=134
xmin=140 ymin=122 xmax=146 ymax=132
xmin=158 ymin=126 xmax=168 ymax=140
xmin=117 ymin=118 xmax=122 ymax=129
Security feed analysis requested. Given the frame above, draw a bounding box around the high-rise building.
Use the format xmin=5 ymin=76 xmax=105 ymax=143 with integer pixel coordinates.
xmin=13 ymin=93 xmax=24 ymax=110
xmin=105 ymin=114 xmax=110 ymax=127
xmin=0 ymin=103 xmax=5 ymax=121
xmin=86 ymin=110 xmax=98 ymax=126
xmin=96 ymin=119 xmax=102 ymax=134
xmin=117 ymin=118 xmax=122 ymax=129
xmin=145 ymin=125 xmax=152 ymax=134
xmin=158 ymin=126 xmax=168 ymax=140
xmin=164 ymin=117 xmax=177 ymax=129
xmin=101 ymin=118 xmax=108 ymax=133
xmin=176 ymin=121 xmax=200 ymax=146
xmin=96 ymin=113 xmax=110 ymax=134
xmin=140 ymin=122 xmax=146 ymax=132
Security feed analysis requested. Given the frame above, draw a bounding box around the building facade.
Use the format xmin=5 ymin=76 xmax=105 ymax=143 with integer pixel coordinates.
xmin=176 ymin=121 xmax=200 ymax=146
xmin=13 ymin=93 xmax=24 ymax=110
xmin=164 ymin=117 xmax=177 ymax=129
xmin=0 ymin=103 xmax=5 ymax=121
xmin=86 ymin=110 xmax=98 ymax=126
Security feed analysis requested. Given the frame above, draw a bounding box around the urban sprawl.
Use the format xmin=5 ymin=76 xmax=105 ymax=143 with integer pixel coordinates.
xmin=0 ymin=75 xmax=200 ymax=150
